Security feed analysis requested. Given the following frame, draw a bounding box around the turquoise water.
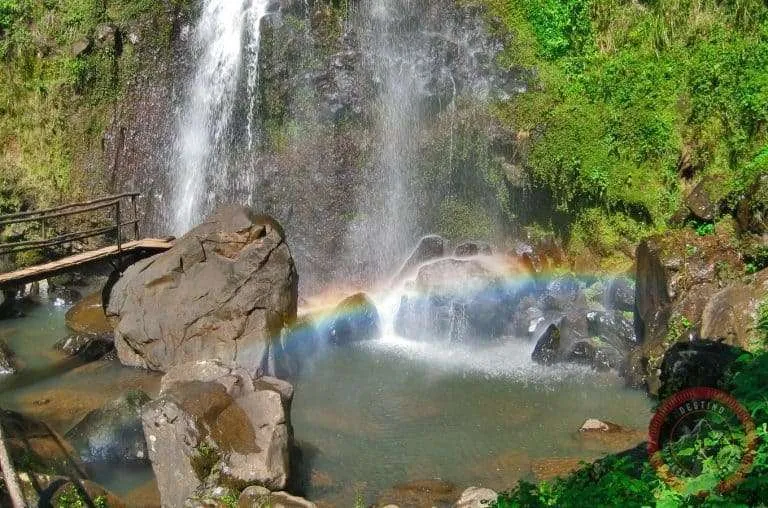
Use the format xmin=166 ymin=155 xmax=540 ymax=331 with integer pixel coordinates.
xmin=0 ymin=298 xmax=653 ymax=506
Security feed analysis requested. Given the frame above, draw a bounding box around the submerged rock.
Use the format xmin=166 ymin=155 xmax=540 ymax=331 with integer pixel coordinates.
xmin=378 ymin=479 xmax=460 ymax=508
xmin=54 ymin=333 xmax=114 ymax=362
xmin=107 ymin=207 xmax=298 ymax=378
xmin=142 ymin=360 xmax=293 ymax=507
xmin=65 ymin=389 xmax=151 ymax=463
xmin=324 ymin=292 xmax=381 ymax=346
xmin=0 ymin=339 xmax=17 ymax=375
xmin=65 ymin=291 xmax=112 ymax=335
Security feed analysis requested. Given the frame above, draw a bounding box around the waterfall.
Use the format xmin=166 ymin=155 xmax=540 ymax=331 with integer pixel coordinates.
xmin=172 ymin=0 xmax=270 ymax=236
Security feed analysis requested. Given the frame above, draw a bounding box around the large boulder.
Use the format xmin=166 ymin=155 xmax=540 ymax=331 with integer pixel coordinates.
xmin=394 ymin=258 xmax=519 ymax=342
xmin=657 ymin=340 xmax=745 ymax=400
xmin=323 ymin=293 xmax=381 ymax=346
xmin=736 ymin=173 xmax=768 ymax=235
xmin=684 ymin=175 xmax=727 ymax=221
xmin=531 ymin=324 xmax=560 ymax=365
xmin=107 ymin=207 xmax=298 ymax=378
xmin=393 ymin=235 xmax=446 ymax=284
xmin=454 ymin=241 xmax=493 ymax=258
xmin=65 ymin=389 xmax=151 ymax=463
xmin=631 ymin=227 xmax=746 ymax=393
xmin=142 ymin=361 xmax=293 ymax=507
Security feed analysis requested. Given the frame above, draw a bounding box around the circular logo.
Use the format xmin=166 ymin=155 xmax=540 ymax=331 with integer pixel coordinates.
xmin=648 ymin=387 xmax=758 ymax=496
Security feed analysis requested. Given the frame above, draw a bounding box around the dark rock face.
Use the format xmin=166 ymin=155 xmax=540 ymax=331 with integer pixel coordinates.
xmin=737 ymin=173 xmax=768 ymax=234
xmin=657 ymin=341 xmax=745 ymax=400
xmin=543 ymin=276 xmax=585 ymax=311
xmin=606 ymin=276 xmax=634 ymax=312
xmin=324 ymin=293 xmax=381 ymax=346
xmin=107 ymin=207 xmax=298 ymax=378
xmin=142 ymin=361 xmax=293 ymax=507
xmin=631 ymin=228 xmax=746 ymax=393
xmin=684 ymin=175 xmax=726 ymax=221
xmin=54 ymin=334 xmax=114 ymax=362
xmin=65 ymin=390 xmax=151 ymax=463
xmin=531 ymin=324 xmax=560 ymax=365
xmin=0 ymin=339 xmax=17 ymax=375
xmin=394 ymin=235 xmax=446 ymax=283
xmin=395 ymin=258 xmax=518 ymax=342
xmin=454 ymin=241 xmax=493 ymax=258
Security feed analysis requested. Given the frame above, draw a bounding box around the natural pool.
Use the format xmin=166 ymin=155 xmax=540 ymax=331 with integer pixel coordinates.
xmin=0 ymin=295 xmax=653 ymax=506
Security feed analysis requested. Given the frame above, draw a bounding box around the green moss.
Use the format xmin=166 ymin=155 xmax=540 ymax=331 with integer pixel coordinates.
xmin=437 ymin=197 xmax=495 ymax=241
xmin=190 ymin=439 xmax=220 ymax=481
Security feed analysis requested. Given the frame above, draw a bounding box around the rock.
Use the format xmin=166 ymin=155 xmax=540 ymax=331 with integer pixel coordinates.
xmin=606 ymin=276 xmax=634 ymax=312
xmin=71 ymin=37 xmax=92 ymax=57
xmin=454 ymin=487 xmax=497 ymax=508
xmin=531 ymin=324 xmax=560 ymax=365
xmin=685 ymin=175 xmax=726 ymax=221
xmin=0 ymin=339 xmax=17 ymax=375
xmin=65 ymin=389 xmax=151 ymax=463
xmin=48 ymin=478 xmax=125 ymax=508
xmin=107 ymin=207 xmax=298 ymax=378
xmin=632 ymin=228 xmax=745 ymax=393
xmin=395 ymin=258 xmax=518 ymax=342
xmin=378 ymin=479 xmax=460 ymax=508
xmin=577 ymin=419 xmax=646 ymax=453
xmin=700 ymin=270 xmax=768 ymax=346
xmin=531 ymin=458 xmax=584 ymax=482
xmin=65 ymin=291 xmax=112 ymax=334
xmin=454 ymin=241 xmax=492 ymax=258
xmin=1 ymin=409 xmax=85 ymax=479
xmin=579 ymin=418 xmax=616 ymax=432
xmin=324 ymin=293 xmax=381 ymax=346
xmin=737 ymin=173 xmax=768 ymax=234
xmin=0 ymin=289 xmax=18 ymax=319
xmin=657 ymin=340 xmax=744 ymax=400
xmin=54 ymin=333 xmax=114 ymax=362
xmin=238 ymin=486 xmax=316 ymax=508
xmin=543 ymin=276 xmax=585 ymax=311
xmin=142 ymin=361 xmax=293 ymax=507
xmin=393 ymin=235 xmax=445 ymax=283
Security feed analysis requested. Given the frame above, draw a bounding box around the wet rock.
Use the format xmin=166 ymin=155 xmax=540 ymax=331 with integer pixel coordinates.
xmin=685 ymin=175 xmax=726 ymax=221
xmin=107 ymin=207 xmax=298 ymax=378
xmin=737 ymin=173 xmax=768 ymax=234
xmin=454 ymin=241 xmax=492 ymax=258
xmin=142 ymin=361 xmax=293 ymax=507
xmin=65 ymin=291 xmax=112 ymax=335
xmin=238 ymin=486 xmax=316 ymax=507
xmin=606 ymin=276 xmax=634 ymax=312
xmin=454 ymin=487 xmax=497 ymax=508
xmin=394 ymin=235 xmax=446 ymax=283
xmin=657 ymin=340 xmax=744 ymax=400
xmin=378 ymin=479 xmax=460 ymax=508
xmin=700 ymin=269 xmax=768 ymax=345
xmin=47 ymin=478 xmax=124 ymax=508
xmin=1 ymin=409 xmax=85 ymax=479
xmin=324 ymin=293 xmax=381 ymax=346
xmin=54 ymin=333 xmax=114 ymax=362
xmin=531 ymin=324 xmax=560 ymax=365
xmin=0 ymin=339 xmax=17 ymax=374
xmin=543 ymin=276 xmax=585 ymax=311
xmin=577 ymin=419 xmax=646 ymax=452
xmin=395 ymin=258 xmax=517 ymax=342
xmin=65 ymin=389 xmax=151 ymax=463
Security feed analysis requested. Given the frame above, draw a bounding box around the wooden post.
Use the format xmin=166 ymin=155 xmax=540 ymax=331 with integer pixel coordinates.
xmin=132 ymin=194 xmax=139 ymax=240
xmin=0 ymin=415 xmax=26 ymax=508
xmin=115 ymin=200 xmax=122 ymax=254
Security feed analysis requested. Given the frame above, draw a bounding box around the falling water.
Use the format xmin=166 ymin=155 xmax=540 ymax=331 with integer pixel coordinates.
xmin=172 ymin=0 xmax=270 ymax=236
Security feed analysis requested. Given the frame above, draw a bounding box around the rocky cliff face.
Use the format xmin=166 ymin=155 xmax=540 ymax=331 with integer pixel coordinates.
xmin=106 ymin=0 xmax=528 ymax=292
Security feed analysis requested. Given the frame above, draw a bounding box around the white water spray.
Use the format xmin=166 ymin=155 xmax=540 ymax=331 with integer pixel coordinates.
xmin=172 ymin=0 xmax=270 ymax=235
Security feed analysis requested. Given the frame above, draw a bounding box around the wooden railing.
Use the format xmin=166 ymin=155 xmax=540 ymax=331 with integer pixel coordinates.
xmin=0 ymin=192 xmax=141 ymax=257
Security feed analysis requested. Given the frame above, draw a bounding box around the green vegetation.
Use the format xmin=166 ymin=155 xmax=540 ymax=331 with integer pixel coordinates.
xmin=54 ymin=485 xmax=108 ymax=508
xmin=0 ymin=0 xmax=187 ymax=214
xmin=470 ymin=0 xmax=768 ymax=265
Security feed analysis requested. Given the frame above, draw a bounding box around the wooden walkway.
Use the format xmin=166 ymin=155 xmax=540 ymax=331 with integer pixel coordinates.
xmin=0 ymin=238 xmax=173 ymax=289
